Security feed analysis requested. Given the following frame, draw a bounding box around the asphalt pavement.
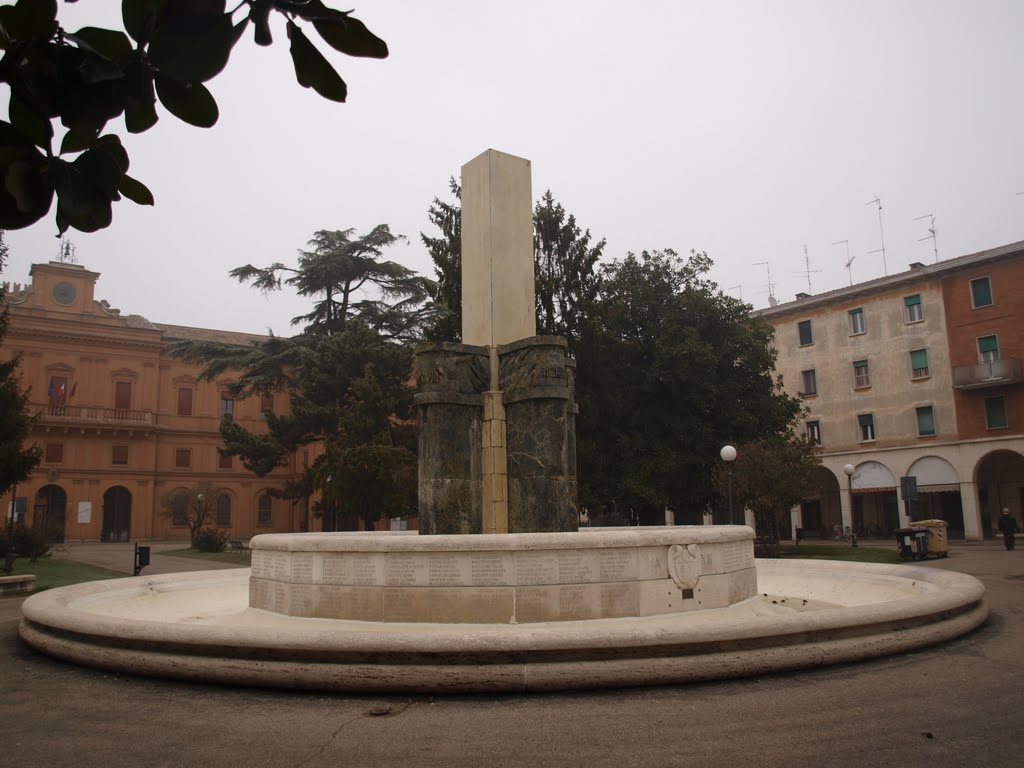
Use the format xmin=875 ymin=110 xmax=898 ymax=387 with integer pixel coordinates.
xmin=1 ymin=539 xmax=1021 ymax=768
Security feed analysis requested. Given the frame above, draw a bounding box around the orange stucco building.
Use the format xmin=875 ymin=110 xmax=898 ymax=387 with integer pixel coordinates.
xmin=2 ymin=261 xmax=309 ymax=542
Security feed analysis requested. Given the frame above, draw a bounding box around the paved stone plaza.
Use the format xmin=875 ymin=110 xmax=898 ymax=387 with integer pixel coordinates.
xmin=1 ymin=541 xmax=1020 ymax=767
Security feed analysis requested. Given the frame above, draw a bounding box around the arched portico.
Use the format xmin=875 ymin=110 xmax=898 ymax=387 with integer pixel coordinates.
xmin=906 ymin=456 xmax=964 ymax=536
xmin=845 ymin=461 xmax=899 ymax=539
xmin=34 ymin=484 xmax=67 ymax=543
xmin=974 ymin=450 xmax=1024 ymax=538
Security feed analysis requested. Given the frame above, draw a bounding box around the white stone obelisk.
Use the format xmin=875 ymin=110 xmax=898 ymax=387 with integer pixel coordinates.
xmin=461 ymin=149 xmax=536 ymax=534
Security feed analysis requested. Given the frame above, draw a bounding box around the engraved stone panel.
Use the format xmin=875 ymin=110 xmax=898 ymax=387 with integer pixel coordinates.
xmin=350 ymin=555 xmax=381 ymax=586
xmin=291 ymin=553 xmax=315 ymax=584
xmin=469 ymin=552 xmax=513 ymax=585
xmin=557 ymin=549 xmax=597 ymax=584
xmin=427 ymin=553 xmax=466 ymax=586
xmin=383 ymin=554 xmax=424 ymax=586
xmin=288 ymin=584 xmax=316 ymax=616
xmin=514 ymin=551 xmax=558 ymax=585
xmin=598 ymin=548 xmax=640 ymax=582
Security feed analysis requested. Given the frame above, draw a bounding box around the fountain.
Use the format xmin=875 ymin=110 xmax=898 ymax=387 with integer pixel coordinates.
xmin=18 ymin=151 xmax=987 ymax=692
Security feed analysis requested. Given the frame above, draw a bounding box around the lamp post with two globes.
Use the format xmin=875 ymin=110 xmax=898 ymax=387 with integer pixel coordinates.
xmin=720 ymin=445 xmax=737 ymax=525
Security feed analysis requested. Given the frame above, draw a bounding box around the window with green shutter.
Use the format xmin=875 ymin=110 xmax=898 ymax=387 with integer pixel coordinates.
xmin=904 ymin=294 xmax=923 ymax=322
xmin=978 ymin=335 xmax=999 ymax=363
xmin=970 ymin=277 xmax=993 ymax=308
xmin=910 ymin=348 xmax=929 ymax=379
xmin=985 ymin=397 xmax=1008 ymax=429
xmin=858 ymin=413 xmax=875 ymax=441
xmin=853 ymin=359 xmax=870 ymax=388
xmin=916 ymin=406 xmax=936 ymax=437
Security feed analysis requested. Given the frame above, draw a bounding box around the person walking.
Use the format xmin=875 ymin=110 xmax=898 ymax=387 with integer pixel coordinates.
xmin=997 ymin=508 xmax=1019 ymax=551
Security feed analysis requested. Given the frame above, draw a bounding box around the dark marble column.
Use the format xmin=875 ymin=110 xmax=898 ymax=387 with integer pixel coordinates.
xmin=499 ymin=336 xmax=579 ymax=532
xmin=413 ymin=343 xmax=489 ymax=534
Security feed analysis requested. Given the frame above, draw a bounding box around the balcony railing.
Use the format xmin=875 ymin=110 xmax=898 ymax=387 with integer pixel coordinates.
xmin=34 ymin=404 xmax=154 ymax=425
xmin=951 ymin=357 xmax=1024 ymax=389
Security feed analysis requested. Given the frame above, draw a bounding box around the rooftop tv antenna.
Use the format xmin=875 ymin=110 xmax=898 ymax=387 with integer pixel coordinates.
xmin=865 ymin=196 xmax=887 ymax=275
xmin=793 ymin=244 xmax=821 ymax=293
xmin=56 ymin=238 xmax=77 ymax=264
xmin=727 ymin=284 xmax=743 ymax=301
xmin=833 ymin=240 xmax=855 ymax=285
xmin=914 ymin=213 xmax=938 ymax=263
xmin=752 ymin=261 xmax=775 ymax=304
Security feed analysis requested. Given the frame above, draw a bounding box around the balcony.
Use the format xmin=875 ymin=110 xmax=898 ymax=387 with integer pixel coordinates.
xmin=951 ymin=358 xmax=1024 ymax=390
xmin=33 ymin=404 xmax=154 ymax=426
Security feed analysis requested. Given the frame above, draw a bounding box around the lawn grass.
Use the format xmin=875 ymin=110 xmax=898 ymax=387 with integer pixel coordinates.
xmin=7 ymin=558 xmax=123 ymax=590
xmin=761 ymin=544 xmax=902 ymax=564
xmin=159 ymin=547 xmax=252 ymax=565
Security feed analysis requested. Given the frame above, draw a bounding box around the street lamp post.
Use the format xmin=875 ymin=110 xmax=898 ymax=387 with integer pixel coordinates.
xmin=720 ymin=445 xmax=737 ymax=525
xmin=843 ymin=464 xmax=859 ymax=548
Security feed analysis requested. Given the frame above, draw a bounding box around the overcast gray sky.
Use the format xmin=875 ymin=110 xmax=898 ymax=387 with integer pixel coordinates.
xmin=4 ymin=0 xmax=1023 ymax=335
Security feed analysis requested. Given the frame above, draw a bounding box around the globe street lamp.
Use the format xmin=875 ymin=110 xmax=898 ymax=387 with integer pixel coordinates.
xmin=842 ymin=464 xmax=859 ymax=548
xmin=721 ymin=445 xmax=737 ymax=525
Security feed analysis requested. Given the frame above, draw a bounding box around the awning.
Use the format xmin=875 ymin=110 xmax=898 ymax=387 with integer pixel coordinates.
xmin=918 ymin=484 xmax=960 ymax=493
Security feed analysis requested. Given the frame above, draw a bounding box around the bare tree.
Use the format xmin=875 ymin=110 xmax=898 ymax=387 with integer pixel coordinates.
xmin=163 ymin=485 xmax=229 ymax=548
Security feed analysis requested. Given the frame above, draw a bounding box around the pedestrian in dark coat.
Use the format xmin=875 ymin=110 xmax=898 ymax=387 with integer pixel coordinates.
xmin=997 ymin=508 xmax=1019 ymax=551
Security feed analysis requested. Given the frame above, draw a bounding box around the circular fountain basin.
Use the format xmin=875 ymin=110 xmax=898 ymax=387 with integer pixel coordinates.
xmin=19 ymin=556 xmax=986 ymax=693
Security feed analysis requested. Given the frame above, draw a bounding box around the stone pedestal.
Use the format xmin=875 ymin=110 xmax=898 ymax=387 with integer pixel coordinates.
xmin=500 ymin=337 xmax=577 ymax=532
xmin=414 ymin=336 xmax=578 ymax=535
xmin=414 ymin=343 xmax=489 ymax=534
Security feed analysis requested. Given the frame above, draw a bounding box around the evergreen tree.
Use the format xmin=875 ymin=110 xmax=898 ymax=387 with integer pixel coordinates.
xmin=575 ymin=250 xmax=802 ymax=524
xmin=171 ymin=226 xmax=424 ymax=530
xmin=533 ymin=190 xmax=605 ymax=344
xmin=420 ymin=178 xmax=462 ymax=342
xmin=0 ymin=231 xmax=42 ymax=502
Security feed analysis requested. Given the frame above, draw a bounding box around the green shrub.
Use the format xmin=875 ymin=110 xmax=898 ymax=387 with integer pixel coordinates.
xmin=193 ymin=526 xmax=229 ymax=553
xmin=0 ymin=523 xmax=53 ymax=561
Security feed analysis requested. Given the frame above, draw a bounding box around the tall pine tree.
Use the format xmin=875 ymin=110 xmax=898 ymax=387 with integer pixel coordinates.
xmin=0 ymin=231 xmax=42 ymax=504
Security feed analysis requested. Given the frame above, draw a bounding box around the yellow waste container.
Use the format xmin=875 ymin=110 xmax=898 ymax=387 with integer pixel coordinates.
xmin=911 ymin=519 xmax=949 ymax=558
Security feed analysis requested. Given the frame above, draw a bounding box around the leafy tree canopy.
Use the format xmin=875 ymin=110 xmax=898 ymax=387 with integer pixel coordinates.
xmin=574 ymin=250 xmax=803 ymax=523
xmin=0 ymin=0 xmax=387 ymax=234
xmin=171 ymin=225 xmax=423 ymax=530
xmin=715 ymin=431 xmax=821 ymax=549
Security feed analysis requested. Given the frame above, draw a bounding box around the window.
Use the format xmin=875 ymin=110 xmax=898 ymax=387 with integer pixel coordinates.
xmin=219 ymin=392 xmax=234 ymax=417
xmin=257 ymin=494 xmax=273 ymax=527
xmin=853 ymin=359 xmax=870 ymax=388
xmin=177 ymin=387 xmax=193 ymax=416
xmin=260 ymin=393 xmax=274 ymax=415
xmin=218 ymin=452 xmax=233 ymax=470
xmin=970 ymin=276 xmax=993 ymax=308
xmin=45 ymin=442 xmax=64 ymax=463
xmin=112 ymin=445 xmax=129 ymax=465
xmin=171 ymin=494 xmax=188 ymax=526
xmin=916 ymin=406 xmax=936 ymax=437
xmin=858 ymin=413 xmax=876 ymax=442
xmin=114 ymin=381 xmax=132 ymax=411
xmin=848 ymin=308 xmax=865 ymax=335
xmin=800 ymin=369 xmax=817 ymax=397
xmin=985 ymin=397 xmax=1008 ymax=429
xmin=910 ymin=348 xmax=929 ymax=379
xmin=175 ymin=448 xmax=191 ymax=469
xmin=216 ymin=495 xmax=231 ymax=527
xmin=978 ymin=335 xmax=999 ymax=363
xmin=904 ymin=294 xmax=923 ymax=323
xmin=797 ymin=320 xmax=813 ymax=346
xmin=806 ymin=420 xmax=821 ymax=445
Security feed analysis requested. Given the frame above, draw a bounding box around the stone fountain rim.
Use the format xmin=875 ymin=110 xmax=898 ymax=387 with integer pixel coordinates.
xmin=20 ymin=559 xmax=986 ymax=656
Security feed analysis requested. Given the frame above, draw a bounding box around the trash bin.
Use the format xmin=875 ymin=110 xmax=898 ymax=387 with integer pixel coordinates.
xmin=911 ymin=519 xmax=950 ymax=558
xmin=895 ymin=527 xmax=929 ymax=561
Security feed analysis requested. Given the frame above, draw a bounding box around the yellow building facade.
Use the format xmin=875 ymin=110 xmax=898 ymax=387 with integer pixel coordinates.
xmin=2 ymin=261 xmax=309 ymax=542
